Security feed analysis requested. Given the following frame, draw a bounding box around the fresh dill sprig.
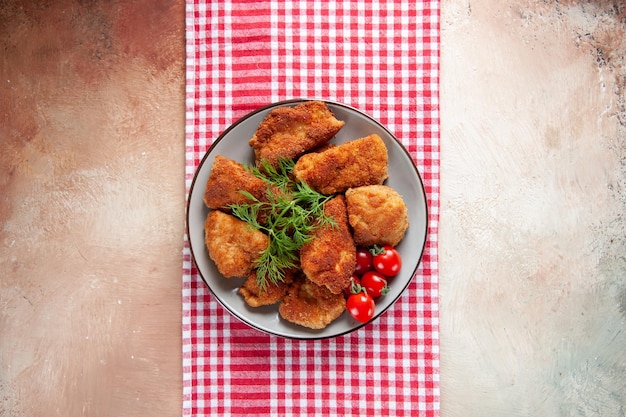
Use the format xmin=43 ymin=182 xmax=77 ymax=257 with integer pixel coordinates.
xmin=229 ymin=158 xmax=337 ymax=292
xmin=244 ymin=158 xmax=294 ymax=193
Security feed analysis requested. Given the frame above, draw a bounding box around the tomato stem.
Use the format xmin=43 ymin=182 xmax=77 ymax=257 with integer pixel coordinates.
xmin=369 ymin=244 xmax=385 ymax=256
xmin=350 ymin=280 xmax=366 ymax=295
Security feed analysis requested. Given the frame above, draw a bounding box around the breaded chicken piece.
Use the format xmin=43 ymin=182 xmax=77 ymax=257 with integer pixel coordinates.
xmin=204 ymin=210 xmax=268 ymax=278
xmin=204 ymin=155 xmax=272 ymax=210
xmin=278 ymin=276 xmax=346 ymax=329
xmin=345 ymin=185 xmax=409 ymax=247
xmin=293 ymin=134 xmax=389 ymax=195
xmin=300 ymin=195 xmax=356 ymax=294
xmin=249 ymin=101 xmax=345 ymax=169
xmin=238 ymin=269 xmax=295 ymax=307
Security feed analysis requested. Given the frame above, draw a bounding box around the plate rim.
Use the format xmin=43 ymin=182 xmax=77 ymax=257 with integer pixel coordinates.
xmin=186 ymin=98 xmax=429 ymax=340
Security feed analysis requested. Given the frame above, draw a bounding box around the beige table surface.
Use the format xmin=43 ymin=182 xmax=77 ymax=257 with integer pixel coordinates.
xmin=1 ymin=0 xmax=624 ymax=416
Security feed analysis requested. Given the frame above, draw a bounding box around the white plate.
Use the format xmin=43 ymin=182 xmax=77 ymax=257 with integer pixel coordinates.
xmin=186 ymin=99 xmax=428 ymax=339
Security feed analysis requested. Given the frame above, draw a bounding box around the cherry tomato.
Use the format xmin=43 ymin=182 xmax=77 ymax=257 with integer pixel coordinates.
xmin=372 ymin=245 xmax=402 ymax=277
xmin=343 ymin=275 xmax=360 ymax=299
xmin=361 ymin=271 xmax=389 ymax=298
xmin=354 ymin=247 xmax=373 ymax=275
xmin=346 ymin=291 xmax=375 ymax=323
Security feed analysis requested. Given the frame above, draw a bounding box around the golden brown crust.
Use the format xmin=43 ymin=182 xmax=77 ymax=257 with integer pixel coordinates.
xmin=345 ymin=185 xmax=409 ymax=247
xmin=292 ymin=134 xmax=389 ymax=195
xmin=238 ymin=269 xmax=294 ymax=307
xmin=204 ymin=210 xmax=268 ymax=278
xmin=299 ymin=195 xmax=356 ymax=294
xmin=278 ymin=275 xmax=346 ymax=329
xmin=248 ymin=101 xmax=345 ymax=169
xmin=203 ymin=155 xmax=270 ymax=210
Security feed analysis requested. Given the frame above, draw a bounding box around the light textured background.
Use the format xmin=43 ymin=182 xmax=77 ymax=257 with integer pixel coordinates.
xmin=439 ymin=0 xmax=625 ymax=415
xmin=1 ymin=0 xmax=624 ymax=415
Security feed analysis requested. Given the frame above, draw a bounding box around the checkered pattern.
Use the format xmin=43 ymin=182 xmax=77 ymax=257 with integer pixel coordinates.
xmin=183 ymin=1 xmax=440 ymax=416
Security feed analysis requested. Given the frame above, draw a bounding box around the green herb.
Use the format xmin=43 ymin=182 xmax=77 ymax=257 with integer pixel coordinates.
xmin=229 ymin=158 xmax=336 ymax=291
xmin=244 ymin=158 xmax=293 ymax=194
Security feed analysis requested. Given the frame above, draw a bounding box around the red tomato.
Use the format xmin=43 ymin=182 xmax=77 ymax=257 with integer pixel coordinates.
xmin=361 ymin=271 xmax=389 ymax=298
xmin=346 ymin=291 xmax=375 ymax=323
xmin=372 ymin=245 xmax=402 ymax=277
xmin=354 ymin=247 xmax=373 ymax=275
xmin=343 ymin=275 xmax=360 ymax=299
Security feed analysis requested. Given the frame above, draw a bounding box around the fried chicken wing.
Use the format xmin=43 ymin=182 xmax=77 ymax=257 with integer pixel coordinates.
xmin=278 ymin=276 xmax=346 ymax=329
xmin=204 ymin=155 xmax=271 ymax=210
xmin=249 ymin=101 xmax=345 ymax=169
xmin=238 ymin=269 xmax=294 ymax=307
xmin=299 ymin=195 xmax=356 ymax=294
xmin=204 ymin=210 xmax=268 ymax=278
xmin=293 ymin=134 xmax=389 ymax=195
xmin=345 ymin=185 xmax=409 ymax=247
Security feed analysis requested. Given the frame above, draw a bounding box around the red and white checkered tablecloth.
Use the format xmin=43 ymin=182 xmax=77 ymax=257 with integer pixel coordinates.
xmin=183 ymin=1 xmax=440 ymax=416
